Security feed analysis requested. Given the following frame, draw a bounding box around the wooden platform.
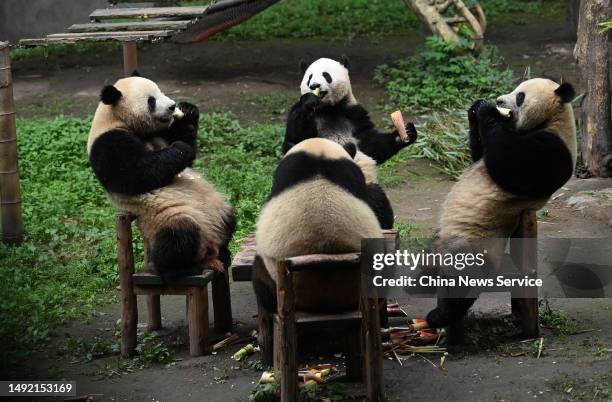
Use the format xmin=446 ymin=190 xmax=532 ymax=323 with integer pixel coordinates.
xmin=18 ymin=0 xmax=280 ymax=47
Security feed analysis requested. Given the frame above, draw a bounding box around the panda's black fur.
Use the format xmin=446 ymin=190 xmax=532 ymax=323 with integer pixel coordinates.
xmin=425 ymin=79 xmax=578 ymax=331
xmin=283 ymin=57 xmax=417 ymax=164
xmin=87 ymin=75 xmax=235 ymax=280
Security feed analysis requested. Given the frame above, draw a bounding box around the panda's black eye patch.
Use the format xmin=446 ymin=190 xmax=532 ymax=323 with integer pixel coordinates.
xmin=323 ymin=72 xmax=332 ymax=84
xmin=516 ymin=92 xmax=525 ymax=107
xmin=147 ymin=96 xmax=156 ymax=112
xmin=307 ymin=74 xmax=313 ymax=87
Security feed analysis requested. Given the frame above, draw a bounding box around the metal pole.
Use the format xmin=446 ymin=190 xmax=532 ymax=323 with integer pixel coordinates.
xmin=0 ymin=41 xmax=23 ymax=245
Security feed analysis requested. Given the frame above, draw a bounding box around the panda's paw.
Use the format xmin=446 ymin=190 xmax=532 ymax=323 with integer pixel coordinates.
xmin=176 ymin=102 xmax=199 ymax=125
xmin=300 ymin=92 xmax=321 ymax=112
xmin=395 ymin=122 xmax=417 ymax=148
xmin=476 ymin=102 xmax=500 ymax=122
xmin=171 ymin=140 xmax=196 ymax=165
xmin=468 ymin=99 xmax=488 ymax=122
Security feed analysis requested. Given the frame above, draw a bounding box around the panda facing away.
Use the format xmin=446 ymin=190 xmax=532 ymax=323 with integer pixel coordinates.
xmin=283 ymin=57 xmax=418 ymax=164
xmin=425 ymin=78 xmax=577 ymax=330
xmin=87 ymin=75 xmax=235 ymax=280
xmin=253 ymin=138 xmax=389 ymax=321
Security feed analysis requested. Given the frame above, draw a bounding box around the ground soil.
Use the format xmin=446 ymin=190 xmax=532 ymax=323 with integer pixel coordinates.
xmin=4 ymin=16 xmax=611 ymax=402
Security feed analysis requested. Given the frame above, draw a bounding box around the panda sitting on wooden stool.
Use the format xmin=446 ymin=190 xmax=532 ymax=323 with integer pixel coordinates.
xmin=253 ymin=138 xmax=388 ymax=363
xmin=87 ymin=73 xmax=235 ymax=280
xmin=425 ymin=78 xmax=577 ymax=335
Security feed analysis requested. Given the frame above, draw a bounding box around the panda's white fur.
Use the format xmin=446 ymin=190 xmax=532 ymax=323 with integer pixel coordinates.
xmin=88 ymin=76 xmax=234 ymax=276
xmin=300 ymin=57 xmax=356 ymax=107
xmin=427 ymin=78 xmax=577 ymax=329
xmin=255 ymin=138 xmax=382 ymax=310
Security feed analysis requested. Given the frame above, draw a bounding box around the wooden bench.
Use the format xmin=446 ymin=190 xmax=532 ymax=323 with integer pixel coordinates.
xmin=116 ymin=212 xmax=233 ymax=357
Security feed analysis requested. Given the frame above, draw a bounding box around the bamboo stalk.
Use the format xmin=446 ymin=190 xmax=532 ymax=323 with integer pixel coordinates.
xmin=0 ymin=42 xmax=23 ymax=245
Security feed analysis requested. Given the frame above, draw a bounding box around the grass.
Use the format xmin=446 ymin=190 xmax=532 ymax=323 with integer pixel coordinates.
xmin=375 ymin=36 xmax=516 ymax=178
xmin=0 ymin=112 xmax=282 ymax=364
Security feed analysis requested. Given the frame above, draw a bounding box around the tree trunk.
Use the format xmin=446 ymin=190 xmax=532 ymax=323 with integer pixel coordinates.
xmin=566 ymin=0 xmax=580 ymax=39
xmin=574 ymin=0 xmax=612 ymax=177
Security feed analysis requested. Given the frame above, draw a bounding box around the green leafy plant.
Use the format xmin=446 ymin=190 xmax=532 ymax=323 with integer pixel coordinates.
xmin=375 ymin=37 xmax=516 ymax=177
xmin=539 ymin=302 xmax=577 ymax=335
xmin=133 ymin=332 xmax=172 ymax=368
xmin=375 ymin=36 xmax=515 ymax=113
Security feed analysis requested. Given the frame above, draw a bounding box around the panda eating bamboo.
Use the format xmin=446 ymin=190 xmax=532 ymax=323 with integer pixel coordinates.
xmin=87 ymin=74 xmax=235 ymax=280
xmin=426 ymin=78 xmax=577 ymax=331
xmin=284 ymin=57 xmax=418 ymax=165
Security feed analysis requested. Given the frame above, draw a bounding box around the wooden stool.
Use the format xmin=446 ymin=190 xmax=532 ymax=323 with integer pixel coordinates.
xmin=261 ymin=253 xmax=385 ymax=402
xmin=116 ymin=212 xmax=233 ymax=358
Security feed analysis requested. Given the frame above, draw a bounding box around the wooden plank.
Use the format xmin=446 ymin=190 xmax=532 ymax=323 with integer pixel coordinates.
xmin=47 ymin=31 xmax=173 ymax=41
xmin=294 ymin=310 xmax=361 ymax=326
xmin=90 ymin=6 xmax=209 ymax=20
xmin=134 ymin=285 xmax=188 ymax=295
xmin=133 ymin=271 xmax=214 ymax=287
xmin=68 ymin=20 xmax=192 ymax=33
xmin=285 ymin=253 xmax=361 ymax=272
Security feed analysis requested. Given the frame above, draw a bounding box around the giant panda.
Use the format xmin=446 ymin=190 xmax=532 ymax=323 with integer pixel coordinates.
xmin=87 ymin=75 xmax=235 ymax=280
xmin=283 ymin=57 xmax=418 ymax=165
xmin=425 ymin=78 xmax=577 ymax=330
xmin=253 ymin=138 xmax=387 ymax=322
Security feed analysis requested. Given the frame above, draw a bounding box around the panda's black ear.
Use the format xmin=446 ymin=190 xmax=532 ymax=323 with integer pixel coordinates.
xmin=100 ymin=85 xmax=122 ymax=105
xmin=298 ymin=60 xmax=308 ymax=76
xmin=555 ymin=82 xmax=575 ymax=103
xmin=343 ymin=143 xmax=357 ymax=159
xmin=340 ymin=55 xmax=351 ymax=71
xmin=131 ymin=70 xmax=141 ymax=77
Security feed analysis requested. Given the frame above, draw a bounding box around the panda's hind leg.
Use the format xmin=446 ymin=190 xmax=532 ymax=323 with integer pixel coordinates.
xmin=426 ymin=298 xmax=476 ymax=344
xmin=150 ymin=219 xmax=202 ymax=280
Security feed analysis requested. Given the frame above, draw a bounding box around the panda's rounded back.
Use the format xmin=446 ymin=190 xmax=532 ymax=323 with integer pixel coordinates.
xmin=256 ymin=138 xmax=381 ymax=270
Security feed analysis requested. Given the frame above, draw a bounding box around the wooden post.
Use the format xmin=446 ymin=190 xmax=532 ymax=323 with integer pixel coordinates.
xmin=122 ymin=41 xmax=138 ymax=77
xmin=117 ymin=213 xmax=138 ymax=357
xmin=574 ymin=0 xmax=612 ymax=177
xmin=510 ymin=211 xmax=539 ymax=338
xmin=344 ymin=326 xmax=363 ymax=382
xmin=276 ymin=261 xmax=297 ymax=402
xmin=147 ymin=295 xmax=162 ymax=331
xmin=212 ymin=269 xmax=233 ymax=333
xmin=188 ymin=285 xmax=210 ymax=356
xmin=257 ymin=304 xmax=274 ymax=366
xmin=0 ymin=41 xmax=23 ymax=245
xmin=362 ymin=297 xmax=384 ymax=402
xmin=143 ymin=238 xmax=162 ymax=331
